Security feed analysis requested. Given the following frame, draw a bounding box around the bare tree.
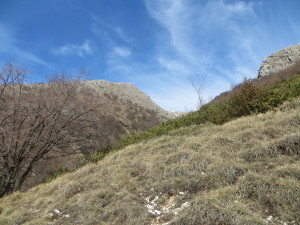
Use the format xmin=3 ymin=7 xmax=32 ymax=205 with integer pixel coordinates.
xmin=188 ymin=76 xmax=206 ymax=109
xmin=0 ymin=62 xmax=97 ymax=197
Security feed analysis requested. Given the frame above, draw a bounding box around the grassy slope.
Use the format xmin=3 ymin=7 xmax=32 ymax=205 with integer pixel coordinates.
xmin=116 ymin=73 xmax=300 ymax=152
xmin=1 ymin=97 xmax=300 ymax=225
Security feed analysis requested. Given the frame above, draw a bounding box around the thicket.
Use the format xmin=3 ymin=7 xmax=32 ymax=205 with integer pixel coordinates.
xmin=91 ymin=70 xmax=300 ymax=162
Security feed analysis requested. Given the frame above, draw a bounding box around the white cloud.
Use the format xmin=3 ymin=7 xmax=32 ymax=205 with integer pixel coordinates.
xmin=145 ymin=0 xmax=197 ymax=61
xmin=113 ymin=46 xmax=131 ymax=57
xmin=90 ymin=14 xmax=134 ymax=43
xmin=115 ymin=27 xmax=134 ymax=42
xmin=53 ymin=40 xmax=92 ymax=57
xmin=203 ymin=0 xmax=255 ymax=24
xmin=0 ymin=23 xmax=52 ymax=68
xmin=103 ymin=0 xmax=299 ymax=112
xmin=140 ymin=0 xmax=265 ymax=110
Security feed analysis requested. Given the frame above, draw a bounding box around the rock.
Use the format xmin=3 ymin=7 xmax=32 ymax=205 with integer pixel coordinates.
xmin=84 ymin=80 xmax=173 ymax=119
xmin=172 ymin=202 xmax=191 ymax=215
xmin=148 ymin=209 xmax=161 ymax=215
xmin=146 ymin=204 xmax=155 ymax=210
xmin=181 ymin=202 xmax=191 ymax=208
xmin=258 ymin=44 xmax=300 ymax=78
xmin=266 ymin=215 xmax=273 ymax=221
xmin=152 ymin=196 xmax=159 ymax=203
xmin=153 ymin=209 xmax=162 ymax=215
xmin=53 ymin=209 xmax=61 ymax=214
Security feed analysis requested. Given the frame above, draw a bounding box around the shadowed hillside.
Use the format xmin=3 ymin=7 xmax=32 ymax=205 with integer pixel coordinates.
xmin=23 ymin=87 xmax=171 ymax=190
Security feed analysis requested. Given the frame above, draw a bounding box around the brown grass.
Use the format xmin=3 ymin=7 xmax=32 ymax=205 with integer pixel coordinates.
xmin=0 ymin=98 xmax=300 ymax=225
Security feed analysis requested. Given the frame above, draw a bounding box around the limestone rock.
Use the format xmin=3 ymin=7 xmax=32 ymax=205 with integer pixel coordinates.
xmin=84 ymin=80 xmax=173 ymax=119
xmin=258 ymin=44 xmax=300 ymax=78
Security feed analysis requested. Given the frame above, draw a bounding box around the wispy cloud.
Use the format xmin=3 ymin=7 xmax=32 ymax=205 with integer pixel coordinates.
xmin=113 ymin=46 xmax=131 ymax=57
xmin=140 ymin=0 xmax=264 ymax=110
xmin=90 ymin=14 xmax=134 ymax=43
xmin=52 ymin=40 xmax=92 ymax=57
xmin=0 ymin=23 xmax=52 ymax=68
xmin=115 ymin=27 xmax=134 ymax=42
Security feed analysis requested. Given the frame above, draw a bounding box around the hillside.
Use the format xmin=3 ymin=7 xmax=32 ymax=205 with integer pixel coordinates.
xmin=15 ymin=79 xmax=173 ymax=191
xmin=0 ymin=96 xmax=299 ymax=225
xmin=84 ymin=80 xmax=176 ymax=119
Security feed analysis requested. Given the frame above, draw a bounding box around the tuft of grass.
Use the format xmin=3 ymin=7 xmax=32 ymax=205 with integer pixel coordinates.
xmin=237 ymin=173 xmax=300 ymax=222
xmin=171 ymin=193 xmax=266 ymax=225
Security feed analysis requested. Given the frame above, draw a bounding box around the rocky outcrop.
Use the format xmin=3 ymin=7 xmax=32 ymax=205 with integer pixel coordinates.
xmin=258 ymin=44 xmax=300 ymax=78
xmin=84 ymin=80 xmax=175 ymax=119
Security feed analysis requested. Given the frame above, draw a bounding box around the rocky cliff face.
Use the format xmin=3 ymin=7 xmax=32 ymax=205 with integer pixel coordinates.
xmin=258 ymin=44 xmax=300 ymax=78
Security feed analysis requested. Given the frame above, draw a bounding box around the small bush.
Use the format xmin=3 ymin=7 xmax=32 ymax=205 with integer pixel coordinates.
xmin=230 ymin=80 xmax=269 ymax=116
xmin=42 ymin=167 xmax=70 ymax=183
xmin=90 ymin=147 xmax=113 ymax=163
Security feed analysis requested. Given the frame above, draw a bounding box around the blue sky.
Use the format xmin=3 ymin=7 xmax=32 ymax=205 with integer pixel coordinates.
xmin=0 ymin=0 xmax=300 ymax=111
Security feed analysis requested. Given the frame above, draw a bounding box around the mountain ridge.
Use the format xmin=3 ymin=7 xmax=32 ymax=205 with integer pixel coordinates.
xmin=84 ymin=80 xmax=181 ymax=119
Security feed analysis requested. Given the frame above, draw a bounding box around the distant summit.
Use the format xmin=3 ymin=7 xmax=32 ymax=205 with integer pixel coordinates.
xmin=258 ymin=44 xmax=300 ymax=78
xmin=84 ymin=80 xmax=176 ymax=119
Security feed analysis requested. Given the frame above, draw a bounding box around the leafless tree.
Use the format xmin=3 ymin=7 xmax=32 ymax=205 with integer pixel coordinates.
xmin=189 ymin=76 xmax=206 ymax=109
xmin=0 ymin=62 xmax=97 ymax=197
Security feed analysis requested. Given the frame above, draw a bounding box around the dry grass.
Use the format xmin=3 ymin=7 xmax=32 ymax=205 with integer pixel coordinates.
xmin=0 ymin=98 xmax=300 ymax=225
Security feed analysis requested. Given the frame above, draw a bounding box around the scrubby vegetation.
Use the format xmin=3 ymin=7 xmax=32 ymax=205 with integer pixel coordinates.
xmin=42 ymin=167 xmax=71 ymax=183
xmin=91 ymin=66 xmax=300 ymax=162
xmin=0 ymin=97 xmax=299 ymax=224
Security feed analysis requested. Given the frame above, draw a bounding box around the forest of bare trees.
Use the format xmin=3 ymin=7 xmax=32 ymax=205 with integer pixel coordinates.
xmin=0 ymin=62 xmax=97 ymax=197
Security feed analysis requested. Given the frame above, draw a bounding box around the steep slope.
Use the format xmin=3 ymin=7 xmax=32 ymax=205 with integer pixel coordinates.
xmin=1 ymin=97 xmax=299 ymax=225
xmin=22 ymin=80 xmax=172 ymax=190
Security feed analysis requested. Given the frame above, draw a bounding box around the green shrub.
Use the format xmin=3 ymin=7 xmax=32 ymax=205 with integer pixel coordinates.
xmin=90 ymin=147 xmax=113 ymax=163
xmin=230 ymin=81 xmax=269 ymax=116
xmin=42 ymin=167 xmax=70 ymax=183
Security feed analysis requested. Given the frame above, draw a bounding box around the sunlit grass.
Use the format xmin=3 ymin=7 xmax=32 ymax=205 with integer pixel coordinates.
xmin=1 ymin=97 xmax=300 ymax=224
